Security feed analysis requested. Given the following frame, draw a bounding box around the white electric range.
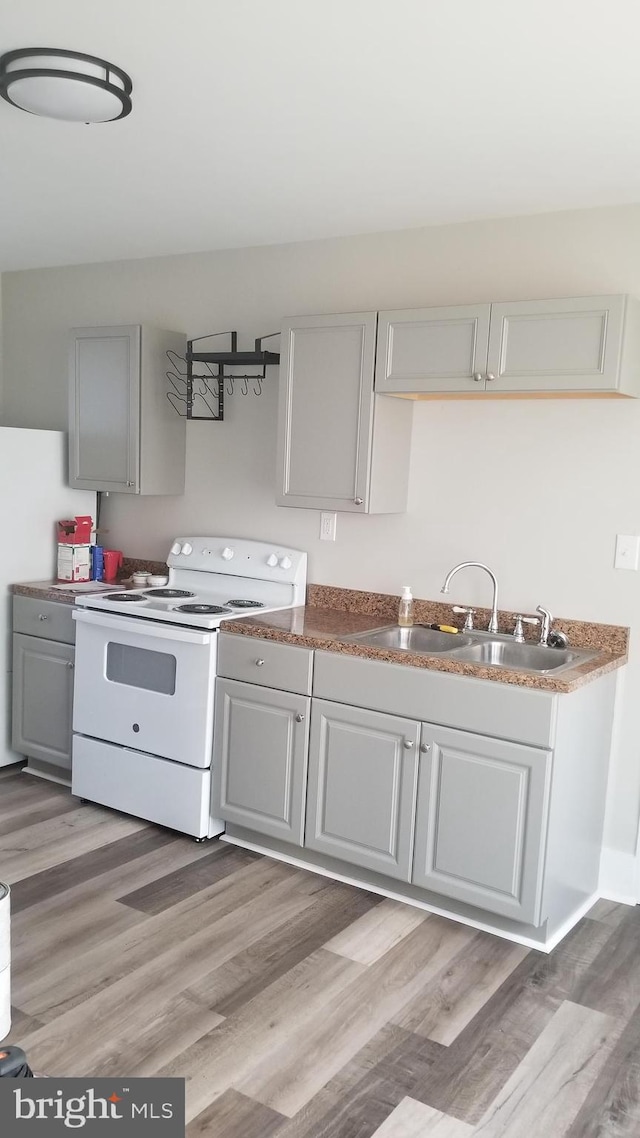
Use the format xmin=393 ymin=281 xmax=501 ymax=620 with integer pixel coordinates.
xmin=71 ymin=537 xmax=307 ymax=839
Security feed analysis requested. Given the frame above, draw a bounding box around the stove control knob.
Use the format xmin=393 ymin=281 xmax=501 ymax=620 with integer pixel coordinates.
xmin=221 ymin=546 xmax=234 ymax=561
xmin=181 ymin=542 xmax=193 ymax=556
xmin=170 ymin=541 xmax=181 ymax=556
xmin=279 ymin=556 xmax=292 ymax=570
xmin=266 ymin=554 xmax=278 ymax=567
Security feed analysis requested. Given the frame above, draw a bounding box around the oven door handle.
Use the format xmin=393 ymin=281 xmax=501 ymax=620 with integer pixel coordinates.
xmin=72 ymin=608 xmax=213 ymax=645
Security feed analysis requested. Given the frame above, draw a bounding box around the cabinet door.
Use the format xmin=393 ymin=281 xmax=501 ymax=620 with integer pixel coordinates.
xmin=486 ymin=296 xmax=625 ymax=393
xmin=212 ymin=679 xmax=310 ymax=844
xmin=69 ymin=325 xmax=140 ymax=492
xmin=12 ymin=635 xmax=74 ymax=772
xmin=375 ymin=305 xmax=491 ymax=393
xmin=306 ymin=699 xmax=419 ymax=880
xmin=413 ymin=723 xmax=552 ymax=924
xmin=276 ymin=312 xmax=377 ymax=511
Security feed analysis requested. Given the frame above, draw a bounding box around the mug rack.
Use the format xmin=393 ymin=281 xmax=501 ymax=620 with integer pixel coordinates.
xmin=166 ymin=330 xmax=280 ymax=421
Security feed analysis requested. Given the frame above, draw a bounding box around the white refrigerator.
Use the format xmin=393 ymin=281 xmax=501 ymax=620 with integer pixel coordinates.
xmin=0 ymin=427 xmax=95 ymax=768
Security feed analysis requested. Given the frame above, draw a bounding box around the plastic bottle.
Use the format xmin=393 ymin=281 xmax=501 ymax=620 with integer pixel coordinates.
xmin=398 ymin=586 xmax=414 ymax=628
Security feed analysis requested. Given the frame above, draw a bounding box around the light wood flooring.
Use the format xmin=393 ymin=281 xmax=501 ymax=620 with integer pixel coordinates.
xmin=2 ymin=767 xmax=640 ymax=1136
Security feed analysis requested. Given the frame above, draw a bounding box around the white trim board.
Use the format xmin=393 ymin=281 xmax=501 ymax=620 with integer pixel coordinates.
xmin=599 ymin=845 xmax=638 ymax=906
xmin=222 ymin=833 xmax=598 ymax=953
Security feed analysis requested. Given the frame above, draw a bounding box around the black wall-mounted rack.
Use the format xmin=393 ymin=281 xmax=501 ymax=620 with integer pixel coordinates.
xmin=167 ymin=331 xmax=280 ymax=421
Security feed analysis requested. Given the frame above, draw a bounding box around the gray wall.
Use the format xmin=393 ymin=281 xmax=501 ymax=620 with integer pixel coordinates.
xmin=3 ymin=202 xmax=640 ymax=877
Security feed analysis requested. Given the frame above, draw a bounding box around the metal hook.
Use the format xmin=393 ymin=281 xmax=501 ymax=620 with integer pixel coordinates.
xmin=226 ymin=375 xmax=235 ymax=396
xmin=194 ymin=389 xmax=218 ymax=418
xmin=253 ymin=375 xmax=263 ymax=396
xmin=167 ymin=373 xmax=187 ymax=396
xmin=166 ymin=391 xmax=187 ymax=416
xmin=201 ymin=376 xmax=219 ymax=400
xmin=240 ymin=376 xmax=249 ymax=396
xmin=166 ymin=350 xmax=188 ymax=376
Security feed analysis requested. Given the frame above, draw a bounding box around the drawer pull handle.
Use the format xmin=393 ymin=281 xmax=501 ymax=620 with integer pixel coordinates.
xmin=38 ymin=613 xmax=49 ymax=621
xmin=420 ymin=743 xmax=431 ymax=753
xmin=255 ymin=658 xmax=265 ymax=666
xmin=403 ymin=739 xmax=414 ymax=749
xmin=295 ymin=713 xmax=305 ymax=723
xmin=354 ymin=497 xmax=363 ymax=505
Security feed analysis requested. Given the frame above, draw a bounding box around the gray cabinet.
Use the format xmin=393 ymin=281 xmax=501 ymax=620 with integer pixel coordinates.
xmin=376 ymin=304 xmax=492 ymax=394
xmin=305 ymin=699 xmax=420 ymax=880
xmin=276 ymin=312 xmax=413 ymax=512
xmin=212 ymin=678 xmax=310 ymax=844
xmin=413 ymin=723 xmax=552 ymax=924
xmin=218 ymin=633 xmax=616 ymax=942
xmin=69 ymin=324 xmax=186 ymax=494
xmin=376 ymin=295 xmax=640 ymax=396
xmin=12 ymin=630 xmax=75 ymax=779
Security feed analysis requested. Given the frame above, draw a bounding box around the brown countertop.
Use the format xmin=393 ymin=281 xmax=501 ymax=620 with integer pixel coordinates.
xmin=11 ymin=558 xmax=168 ymax=606
xmin=12 ymin=580 xmax=138 ymax=605
xmin=220 ymin=586 xmax=628 ymax=693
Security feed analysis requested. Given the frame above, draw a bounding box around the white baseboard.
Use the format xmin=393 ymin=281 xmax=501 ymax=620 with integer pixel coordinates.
xmin=599 ymin=846 xmax=638 ymax=905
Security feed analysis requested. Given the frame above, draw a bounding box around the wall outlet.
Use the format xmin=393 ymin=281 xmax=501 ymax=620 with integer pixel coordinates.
xmin=320 ymin=512 xmax=337 ymax=542
xmin=614 ymin=534 xmax=640 ymax=570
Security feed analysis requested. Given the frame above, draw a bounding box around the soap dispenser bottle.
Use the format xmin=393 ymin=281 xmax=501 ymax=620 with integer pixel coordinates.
xmin=398 ymin=586 xmax=414 ymax=628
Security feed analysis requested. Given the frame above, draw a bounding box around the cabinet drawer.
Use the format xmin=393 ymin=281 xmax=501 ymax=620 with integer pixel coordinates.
xmin=313 ymin=651 xmax=556 ymax=748
xmin=217 ymin=632 xmax=313 ymax=695
xmin=13 ymin=596 xmax=75 ymax=644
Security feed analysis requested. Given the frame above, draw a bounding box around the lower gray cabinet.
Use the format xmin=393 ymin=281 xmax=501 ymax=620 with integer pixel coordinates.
xmin=305 ymin=699 xmax=420 ymax=881
xmin=413 ymin=722 xmax=552 ymax=924
xmin=12 ymin=634 xmax=75 ymax=774
xmin=212 ymin=678 xmax=310 ymax=844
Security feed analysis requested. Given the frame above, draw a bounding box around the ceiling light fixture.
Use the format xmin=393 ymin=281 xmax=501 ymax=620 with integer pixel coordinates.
xmin=0 ymin=48 xmax=132 ymax=123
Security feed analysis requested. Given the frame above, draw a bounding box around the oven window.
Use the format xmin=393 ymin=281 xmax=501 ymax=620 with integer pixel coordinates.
xmin=106 ymin=642 xmax=177 ymax=695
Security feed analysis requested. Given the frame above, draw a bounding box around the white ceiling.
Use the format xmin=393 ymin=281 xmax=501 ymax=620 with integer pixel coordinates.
xmin=2 ymin=0 xmax=640 ymax=271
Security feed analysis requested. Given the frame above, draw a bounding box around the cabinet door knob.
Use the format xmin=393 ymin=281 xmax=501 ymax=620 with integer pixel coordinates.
xmin=126 ymin=480 xmax=134 ymax=487
xmin=38 ymin=613 xmax=49 ymax=621
xmin=420 ymin=742 xmax=431 ymax=753
xmin=354 ymin=497 xmax=363 ymax=506
xmin=295 ymin=713 xmax=305 ymax=723
xmin=255 ymin=658 xmax=265 ymax=666
xmin=403 ymin=739 xmax=414 ymax=749
xmin=486 ymin=372 xmax=496 ymax=382
xmin=472 ymin=371 xmax=484 ymax=382
xmin=67 ymin=661 xmax=75 ymax=669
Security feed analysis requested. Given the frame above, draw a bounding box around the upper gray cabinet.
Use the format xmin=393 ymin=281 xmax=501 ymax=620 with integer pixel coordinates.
xmin=375 ymin=295 xmax=640 ymax=396
xmin=276 ymin=312 xmax=413 ymax=512
xmin=69 ymin=324 xmax=187 ymax=494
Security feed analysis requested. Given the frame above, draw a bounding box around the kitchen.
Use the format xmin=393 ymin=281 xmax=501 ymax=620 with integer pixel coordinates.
xmin=2 ymin=0 xmax=640 ymax=1133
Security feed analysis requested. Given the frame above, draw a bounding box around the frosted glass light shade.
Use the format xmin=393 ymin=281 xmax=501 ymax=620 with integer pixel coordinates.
xmin=0 ymin=48 xmax=132 ymax=122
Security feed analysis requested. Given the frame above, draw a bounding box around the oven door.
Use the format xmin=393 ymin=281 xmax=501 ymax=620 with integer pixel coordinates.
xmin=72 ymin=609 xmax=216 ymax=768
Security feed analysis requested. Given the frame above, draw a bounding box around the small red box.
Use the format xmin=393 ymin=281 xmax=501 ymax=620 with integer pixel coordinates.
xmin=57 ymin=516 xmax=93 ymax=545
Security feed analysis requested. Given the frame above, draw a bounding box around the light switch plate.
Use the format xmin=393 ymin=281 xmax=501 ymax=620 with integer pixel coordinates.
xmin=320 ymin=512 xmax=337 ymax=541
xmin=614 ymin=534 xmax=640 ymax=570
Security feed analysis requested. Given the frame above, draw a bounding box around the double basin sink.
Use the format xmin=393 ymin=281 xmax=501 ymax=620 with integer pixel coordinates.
xmin=342 ymin=624 xmax=598 ymax=674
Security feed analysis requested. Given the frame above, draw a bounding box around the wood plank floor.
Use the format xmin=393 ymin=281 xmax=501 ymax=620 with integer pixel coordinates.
xmin=2 ymin=769 xmax=640 ymax=1136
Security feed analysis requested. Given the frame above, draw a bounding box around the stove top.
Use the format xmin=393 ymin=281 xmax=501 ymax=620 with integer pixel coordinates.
xmin=145 ymin=588 xmax=195 ymax=599
xmin=75 ymin=537 xmax=307 ymax=630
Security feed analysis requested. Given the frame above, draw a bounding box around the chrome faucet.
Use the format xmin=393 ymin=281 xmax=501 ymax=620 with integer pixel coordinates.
xmin=441 ymin=562 xmax=500 ymax=634
xmin=536 ymin=606 xmax=552 ymax=646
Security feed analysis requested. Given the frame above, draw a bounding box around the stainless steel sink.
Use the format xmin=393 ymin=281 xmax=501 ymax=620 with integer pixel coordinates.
xmin=450 ymin=638 xmax=594 ymax=673
xmin=342 ymin=625 xmax=474 ymax=654
xmin=342 ymin=625 xmax=598 ymax=674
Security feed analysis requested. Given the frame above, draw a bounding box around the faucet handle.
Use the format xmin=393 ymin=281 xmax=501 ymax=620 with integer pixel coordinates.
xmin=513 ymin=614 xmax=540 ymax=643
xmin=452 ymin=605 xmax=476 ymax=631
